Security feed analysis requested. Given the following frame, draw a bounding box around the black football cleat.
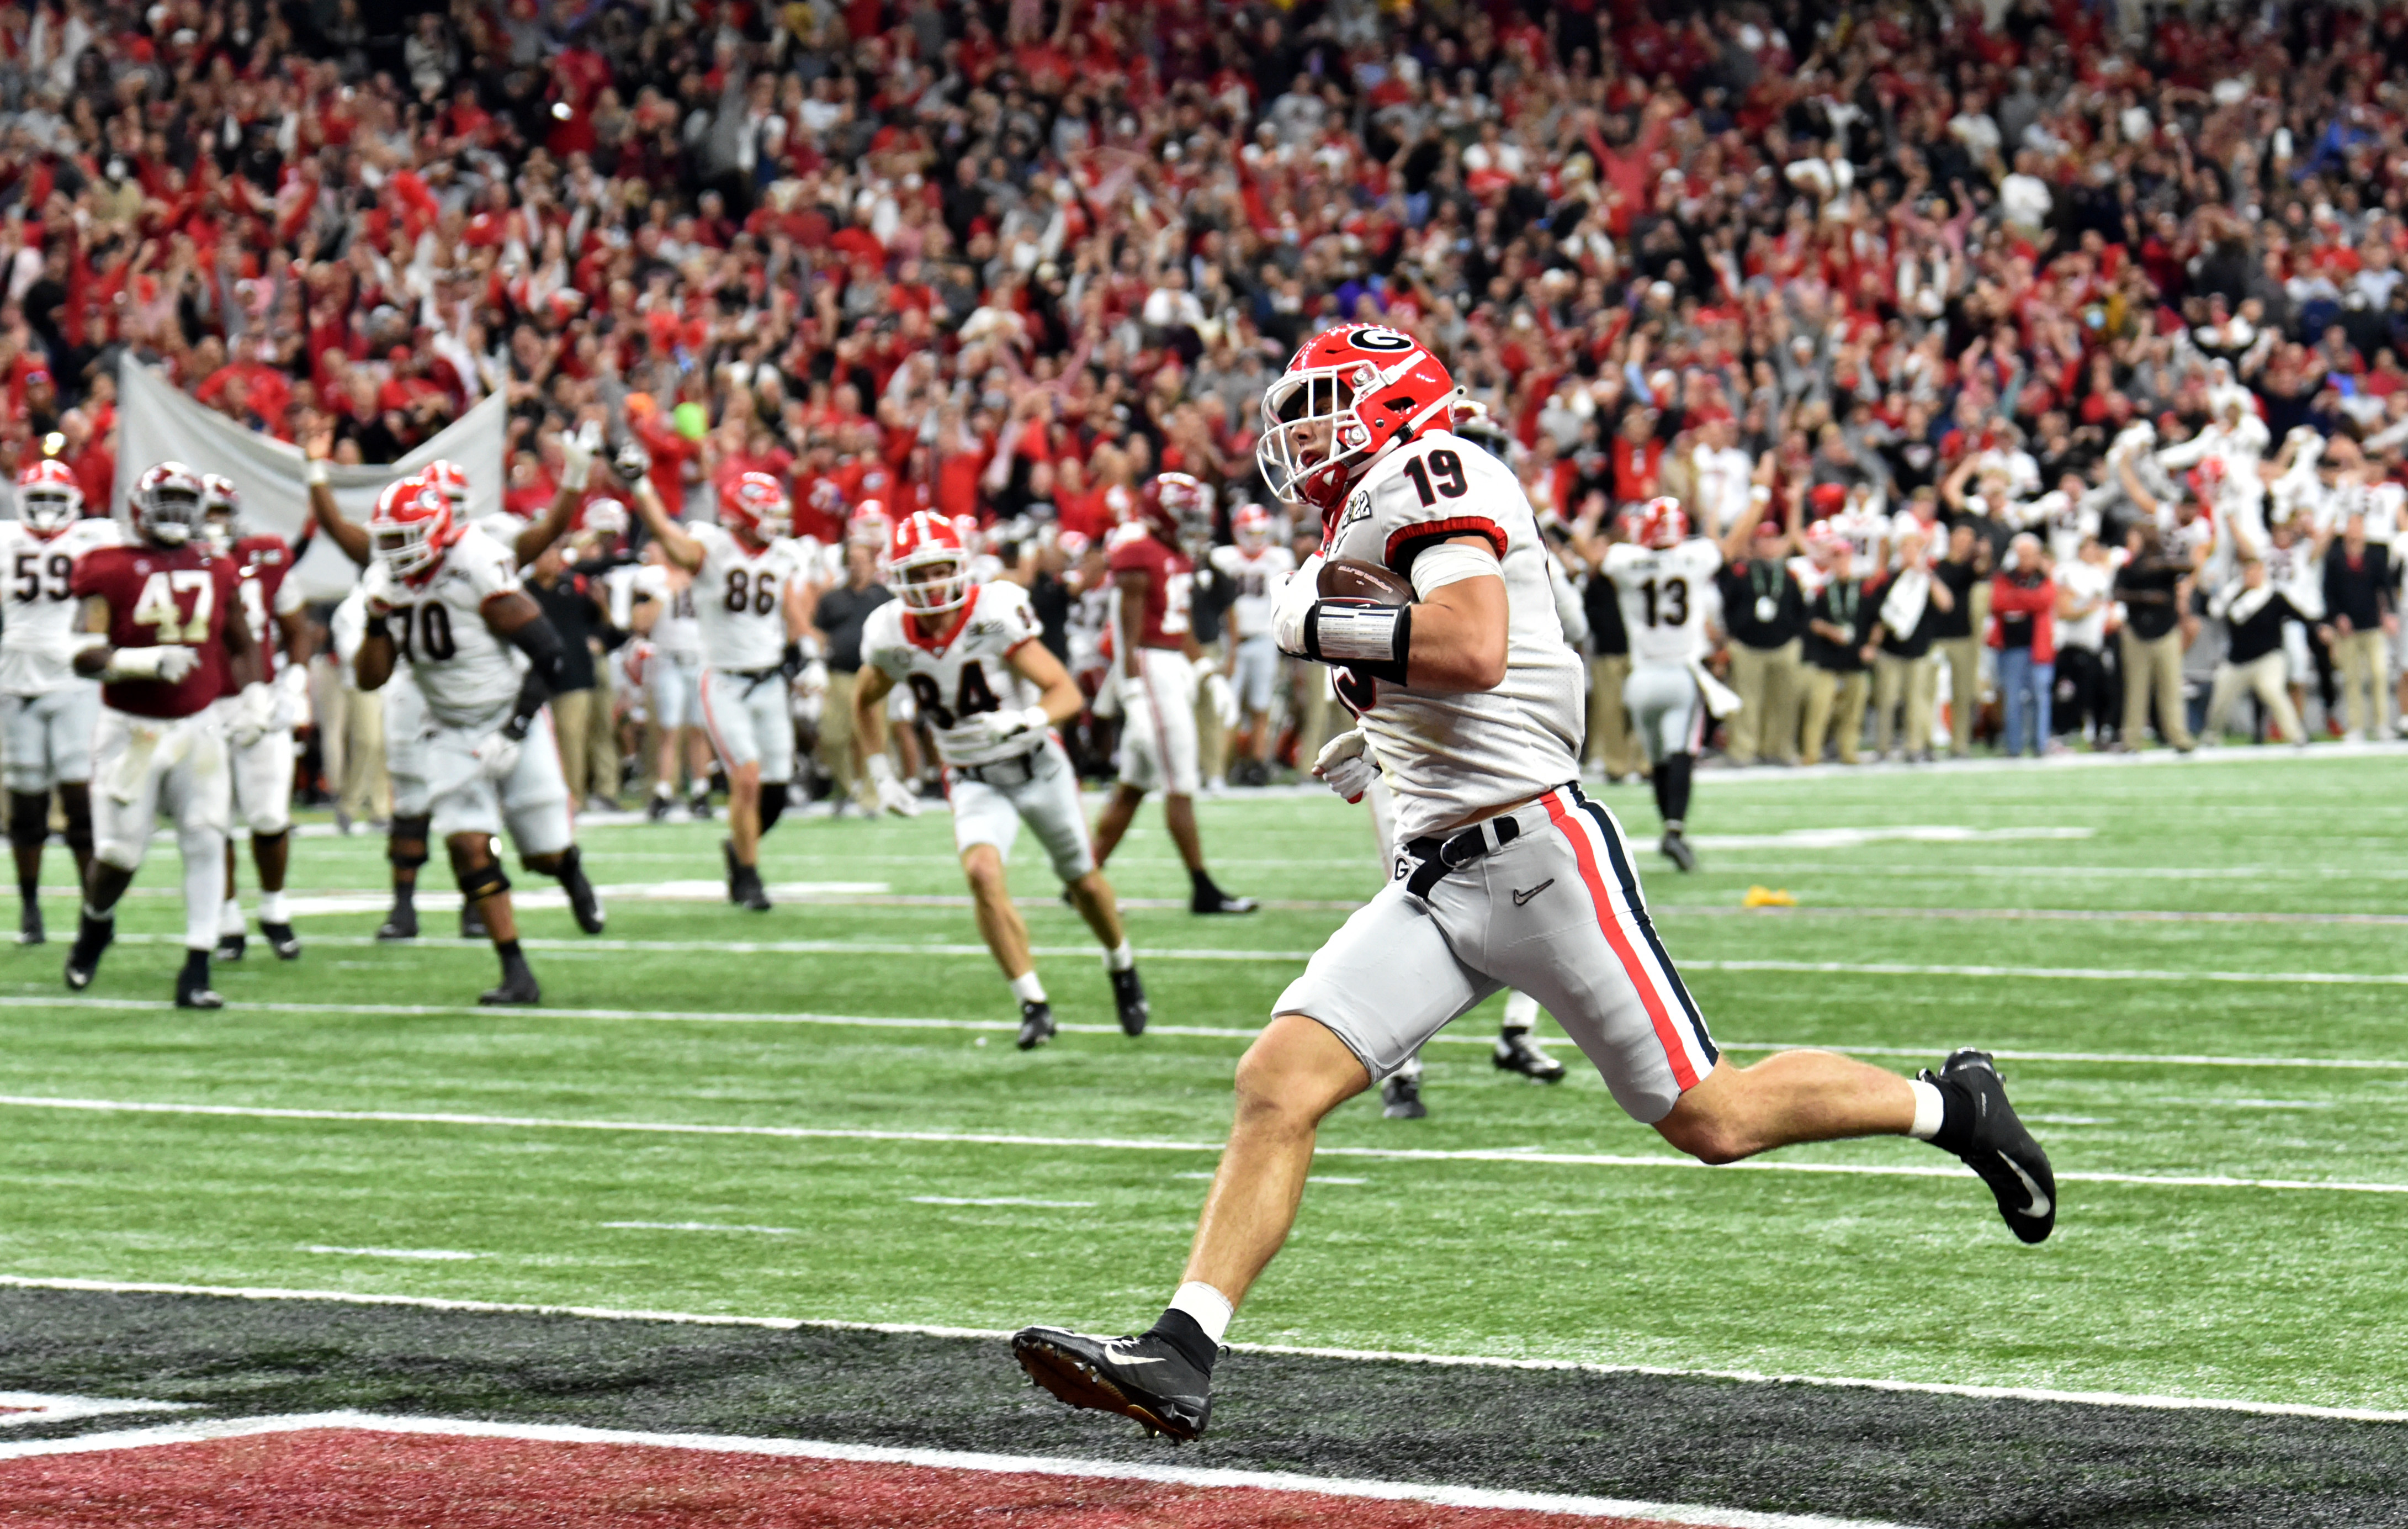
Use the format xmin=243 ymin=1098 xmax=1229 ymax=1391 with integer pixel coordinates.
xmin=1016 ymin=999 xmax=1056 ymax=1050
xmin=645 ymin=794 xmax=673 ymax=823
xmin=1922 ymin=1049 xmax=2056 ymax=1245
xmin=1381 ymin=1073 xmax=1427 ymax=1119
xmin=1494 ymin=1029 xmax=1566 ymax=1082
xmin=1659 ymin=829 xmax=1698 ymax=872
xmin=479 ymin=967 xmax=542 ymax=1006
xmin=724 ymin=845 xmax=771 ymax=913
xmin=1111 ymin=967 xmax=1149 ymax=1036
xmin=174 ymin=967 xmax=224 ymax=1010
xmin=262 ymin=923 xmax=302 ymax=960
xmin=687 ymin=791 xmax=714 ymax=821
xmin=375 ymin=902 xmax=418 ymax=941
xmin=558 ymin=852 xmax=607 ymax=933
xmin=460 ymin=902 xmax=490 ymax=940
xmin=18 ymin=900 xmax=43 ymax=946
xmin=214 ymin=930 xmax=246 ymax=962
xmin=1013 ymin=1326 xmax=1213 ymax=1442
xmin=1190 ymin=890 xmax=1259 ymax=915
xmin=63 ymin=912 xmax=112 ymax=990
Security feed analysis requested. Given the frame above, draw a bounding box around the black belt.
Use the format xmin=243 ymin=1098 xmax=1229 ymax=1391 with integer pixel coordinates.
xmin=727 ymin=664 xmax=783 ymax=696
xmin=1399 ymin=814 xmax=1521 ymax=900
xmin=954 ymin=747 xmax=1044 ymax=786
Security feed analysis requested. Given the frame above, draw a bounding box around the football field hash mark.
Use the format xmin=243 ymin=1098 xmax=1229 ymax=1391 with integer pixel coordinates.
xmin=300 ymin=1246 xmax=478 ymax=1262
xmin=908 ymin=1196 xmax=1097 ymax=1208
xmin=599 ymin=1221 xmax=799 ymax=1235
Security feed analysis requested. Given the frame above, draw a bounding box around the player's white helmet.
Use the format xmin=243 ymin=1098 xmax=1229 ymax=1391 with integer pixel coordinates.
xmin=15 ymin=458 xmax=82 ymax=537
xmin=200 ymin=473 xmax=243 ymax=552
xmin=132 ymin=462 xmax=206 ymax=548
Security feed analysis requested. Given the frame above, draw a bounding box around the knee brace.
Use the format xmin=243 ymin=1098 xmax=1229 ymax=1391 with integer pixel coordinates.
xmin=457 ymin=859 xmax=511 ymax=903
xmin=59 ymin=785 xmax=91 ymax=858
xmin=8 ymin=791 xmax=46 ymax=851
xmin=758 ymin=782 xmax=788 ymax=834
xmin=388 ymin=815 xmax=431 ymax=869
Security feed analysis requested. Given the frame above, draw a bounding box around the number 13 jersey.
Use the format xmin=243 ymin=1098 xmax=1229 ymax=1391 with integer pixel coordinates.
xmin=858 ymin=580 xmax=1046 ymax=769
xmin=1603 ymin=537 xmax=1722 ymax=666
xmin=690 ymin=523 xmax=805 ymax=671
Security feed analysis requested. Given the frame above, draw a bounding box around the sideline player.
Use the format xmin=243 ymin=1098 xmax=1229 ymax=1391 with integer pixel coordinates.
xmin=1205 ymin=504 xmax=1293 ymax=782
xmin=306 ymin=434 xmax=588 ymax=940
xmin=352 ymin=475 xmax=604 ymax=1005
xmin=1088 ymin=474 xmax=1254 ymax=915
xmin=853 ymin=511 xmax=1149 ymax=1049
xmin=1 ymin=459 xmax=118 ymax=944
xmin=636 ymin=537 xmax=714 ymax=823
xmin=63 ymin=462 xmax=268 ymax=1008
xmin=1013 ymin=324 xmax=2056 ymax=1441
xmin=201 ymin=475 xmax=312 ymax=961
xmin=619 ymin=450 xmax=807 ymax=910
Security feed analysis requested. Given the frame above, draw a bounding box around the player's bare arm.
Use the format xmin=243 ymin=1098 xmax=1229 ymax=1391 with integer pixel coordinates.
xmin=617 ymin=444 xmax=703 ymax=571
xmin=302 ymin=430 xmax=371 ymax=569
xmin=1006 ymin=636 xmax=1086 ymax=727
xmin=1112 ymin=567 xmax=1149 ymax=681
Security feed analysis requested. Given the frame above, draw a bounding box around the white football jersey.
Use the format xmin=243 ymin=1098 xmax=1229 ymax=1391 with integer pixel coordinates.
xmin=1208 ymin=542 xmax=1297 ymax=639
xmin=690 ymin=523 xmax=807 ymax=671
xmin=0 ymin=517 xmax=120 ymax=695
xmin=635 ymin=563 xmax=705 ymax=659
xmin=1604 ymin=537 xmax=1722 ymax=665
xmin=859 ymin=580 xmax=1047 ymax=768
xmin=1321 ymin=429 xmax=1583 ymax=842
xmin=361 ymin=526 xmax=527 ymax=728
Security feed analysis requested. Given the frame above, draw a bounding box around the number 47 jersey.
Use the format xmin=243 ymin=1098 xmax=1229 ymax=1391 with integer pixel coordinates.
xmin=858 ymin=580 xmax=1048 ymax=769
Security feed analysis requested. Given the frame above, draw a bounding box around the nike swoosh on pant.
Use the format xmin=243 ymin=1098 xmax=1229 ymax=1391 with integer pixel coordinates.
xmin=2004 ymin=1157 xmax=2051 ymax=1219
xmin=1512 ymin=879 xmax=1555 ymax=906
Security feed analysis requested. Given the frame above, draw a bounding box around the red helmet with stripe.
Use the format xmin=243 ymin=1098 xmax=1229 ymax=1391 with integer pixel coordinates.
xmin=1232 ymin=502 xmax=1274 ymax=551
xmin=1638 ymin=496 xmax=1690 ymax=549
xmin=423 ymin=459 xmax=471 ymax=511
xmin=369 ymin=473 xmax=458 ymax=585
xmin=724 ymin=471 xmax=791 ymax=542
xmin=1257 ymin=324 xmax=1461 ymax=515
xmin=886 ymin=509 xmax=972 ymax=615
xmin=15 ymin=458 xmax=81 ymax=537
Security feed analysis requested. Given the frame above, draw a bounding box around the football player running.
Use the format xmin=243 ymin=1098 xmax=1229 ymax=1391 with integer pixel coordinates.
xmin=200 ymin=474 xmax=312 ymax=961
xmin=351 ymin=474 xmax=604 ymax=1006
xmin=1204 ymin=504 xmax=1294 ymax=782
xmin=1088 ymin=474 xmax=1254 ymax=915
xmin=1 ymin=459 xmax=118 ymax=944
xmin=63 ymin=463 xmax=268 ymax=1008
xmin=853 ymin=511 xmax=1148 ymax=1050
xmin=1014 ymin=324 xmax=2057 ymax=1443
xmin=618 ymin=449 xmax=807 ymax=911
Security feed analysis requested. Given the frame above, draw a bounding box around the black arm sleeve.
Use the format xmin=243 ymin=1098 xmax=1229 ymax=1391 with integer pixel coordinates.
xmin=505 ymin=616 xmax=570 ymax=732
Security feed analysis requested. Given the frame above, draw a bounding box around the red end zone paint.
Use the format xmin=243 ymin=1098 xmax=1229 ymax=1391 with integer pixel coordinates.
xmin=0 ymin=1430 xmax=1715 ymax=1528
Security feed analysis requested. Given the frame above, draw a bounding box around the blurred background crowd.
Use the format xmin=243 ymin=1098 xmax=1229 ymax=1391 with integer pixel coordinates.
xmin=4 ymin=0 xmax=2407 ymax=820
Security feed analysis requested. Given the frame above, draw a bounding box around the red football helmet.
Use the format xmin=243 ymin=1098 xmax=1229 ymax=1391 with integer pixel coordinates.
xmin=1257 ymin=324 xmax=1461 ymax=514
xmin=16 ymin=458 xmax=82 ymax=537
xmin=1232 ymin=502 xmax=1274 ymax=552
xmin=200 ymin=473 xmax=243 ymax=551
xmin=582 ymin=498 xmax=629 ymax=539
xmin=370 ymin=473 xmax=458 ymax=584
xmin=724 ymin=471 xmax=791 ymax=542
xmin=1138 ymin=472 xmax=1211 ymax=548
xmin=132 ymin=462 xmax=206 ymax=548
xmin=887 ymin=509 xmax=973 ymax=615
xmin=423 ymin=458 xmax=471 ymax=512
xmin=1638 ymin=496 xmax=1690 ymax=549
xmin=848 ymin=496 xmax=892 ymax=549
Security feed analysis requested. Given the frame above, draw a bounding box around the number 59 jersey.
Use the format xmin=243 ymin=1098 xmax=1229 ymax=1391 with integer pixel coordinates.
xmin=691 ymin=523 xmax=806 ymax=671
xmin=858 ymin=580 xmax=1047 ymax=769
xmin=0 ymin=517 xmax=121 ymax=696
xmin=1321 ymin=428 xmax=1584 ymax=844
xmin=1603 ymin=537 xmax=1723 ymax=666
xmin=360 ymin=525 xmax=527 ymax=728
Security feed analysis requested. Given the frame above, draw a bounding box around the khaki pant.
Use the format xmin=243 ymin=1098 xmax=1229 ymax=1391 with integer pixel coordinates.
xmin=1725 ymin=638 xmax=1804 ymax=765
xmin=2331 ymin=627 xmax=2390 ymax=739
xmin=1292 ymin=667 xmax=1338 ymax=775
xmin=1872 ymin=652 xmax=1938 ymax=756
xmin=1801 ymin=665 xmax=1871 ymax=764
xmin=2119 ymin=627 xmax=2194 ymax=749
xmin=550 ymin=686 xmax=621 ymax=804
xmin=1585 ymin=654 xmax=1643 ymax=777
xmin=309 ymin=657 xmax=388 ymax=822
xmin=820 ymin=667 xmax=862 ymax=801
xmin=1935 ymin=634 xmax=1982 ymax=755
xmin=2205 ymin=650 xmax=2304 ymax=744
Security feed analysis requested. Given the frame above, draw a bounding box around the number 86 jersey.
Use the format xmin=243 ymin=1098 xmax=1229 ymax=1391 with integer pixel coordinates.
xmin=858 ymin=581 xmax=1047 ymax=768
xmin=691 ymin=522 xmax=807 ymax=671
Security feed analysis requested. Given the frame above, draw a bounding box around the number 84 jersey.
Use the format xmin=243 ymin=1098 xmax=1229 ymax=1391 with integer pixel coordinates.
xmin=691 ymin=523 xmax=807 ymax=671
xmin=858 ymin=580 xmax=1047 ymax=769
xmin=1603 ymin=537 xmax=1722 ymax=666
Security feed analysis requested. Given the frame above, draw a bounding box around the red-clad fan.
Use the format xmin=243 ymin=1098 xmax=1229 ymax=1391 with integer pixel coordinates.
xmin=63 ymin=462 xmax=268 ymax=1009
xmin=1089 ymin=471 xmax=1251 ymax=914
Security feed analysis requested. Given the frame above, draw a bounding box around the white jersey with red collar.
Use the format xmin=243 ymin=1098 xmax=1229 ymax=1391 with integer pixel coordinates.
xmin=858 ymin=580 xmax=1047 ymax=769
xmin=1320 ymin=428 xmax=1584 ymax=842
xmin=360 ymin=525 xmax=527 ymax=728
xmin=689 ymin=521 xmax=807 ymax=671
xmin=0 ymin=516 xmax=120 ymax=695
xmin=1208 ymin=541 xmax=1297 ymax=638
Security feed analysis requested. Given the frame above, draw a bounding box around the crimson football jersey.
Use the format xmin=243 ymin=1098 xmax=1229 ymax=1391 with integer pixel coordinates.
xmin=1105 ymin=524 xmax=1193 ymax=650
xmin=227 ymin=532 xmax=304 ymax=673
xmin=71 ymin=542 xmax=242 ymax=718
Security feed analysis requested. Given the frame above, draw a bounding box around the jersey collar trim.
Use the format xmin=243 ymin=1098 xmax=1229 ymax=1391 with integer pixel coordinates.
xmin=903 ymin=601 xmax=975 ymax=654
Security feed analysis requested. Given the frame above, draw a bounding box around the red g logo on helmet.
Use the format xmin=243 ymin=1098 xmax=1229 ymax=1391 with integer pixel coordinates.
xmin=1257 ymin=324 xmax=1461 ymax=517
xmin=369 ymin=473 xmax=459 ymax=585
xmin=887 ymin=509 xmax=973 ymax=615
xmin=725 ymin=471 xmax=791 ymax=542
xmin=16 ymin=458 xmax=82 ymax=537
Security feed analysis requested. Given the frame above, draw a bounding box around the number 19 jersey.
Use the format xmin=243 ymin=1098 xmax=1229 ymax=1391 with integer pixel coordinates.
xmin=858 ymin=580 xmax=1046 ymax=768
xmin=690 ymin=523 xmax=806 ymax=671
xmin=1604 ymin=538 xmax=1722 ymax=665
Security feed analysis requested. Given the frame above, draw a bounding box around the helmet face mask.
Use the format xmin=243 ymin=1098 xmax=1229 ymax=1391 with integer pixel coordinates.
xmin=17 ymin=459 xmax=81 ymax=536
xmin=1256 ymin=326 xmax=1460 ymax=514
xmin=134 ymin=462 xmax=205 ymax=548
xmin=887 ymin=510 xmax=973 ymax=615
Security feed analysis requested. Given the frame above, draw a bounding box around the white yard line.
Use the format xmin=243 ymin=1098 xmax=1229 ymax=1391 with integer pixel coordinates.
xmin=0 ymin=1278 xmax=2401 ymax=1429
xmin=600 ymin=1221 xmax=798 ymax=1235
xmin=300 ymin=1246 xmax=477 ymax=1261
xmin=0 ymin=1092 xmax=2400 ymax=1196
xmin=0 ymin=1410 xmax=1925 ymax=1528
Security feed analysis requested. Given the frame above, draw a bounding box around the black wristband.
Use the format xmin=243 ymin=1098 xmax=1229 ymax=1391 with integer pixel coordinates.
xmin=1304 ymin=601 xmax=1412 ymax=685
xmin=364 ymin=615 xmax=390 ymax=641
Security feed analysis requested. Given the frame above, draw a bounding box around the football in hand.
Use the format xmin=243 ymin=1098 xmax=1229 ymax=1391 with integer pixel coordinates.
xmin=1318 ymin=556 xmax=1415 ymax=607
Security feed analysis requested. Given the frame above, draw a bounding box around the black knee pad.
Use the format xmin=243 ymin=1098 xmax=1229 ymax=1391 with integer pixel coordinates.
xmin=758 ymin=782 xmax=788 ymax=834
xmin=389 ymin=815 xmax=431 ymax=869
xmin=8 ymin=792 xmax=47 ymax=850
xmin=59 ymin=785 xmax=91 ymax=855
xmin=457 ymin=859 xmax=511 ymax=903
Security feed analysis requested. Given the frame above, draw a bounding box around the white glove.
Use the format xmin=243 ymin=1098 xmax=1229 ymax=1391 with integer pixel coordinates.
xmin=1272 ymin=553 xmax=1324 ymax=657
xmin=957 ymin=704 xmax=1049 ymax=752
xmin=272 ymin=663 xmax=311 ymax=731
xmin=559 ymin=420 xmax=603 ymax=491
xmin=227 ymin=681 xmax=277 ymax=749
xmin=473 ymin=731 xmax=523 ymax=782
xmin=866 ymin=753 xmax=921 ymax=817
xmin=102 ymin=644 xmax=201 ymax=684
xmin=1313 ymin=727 xmax=1377 ymax=805
xmin=1204 ymin=669 xmax=1239 ymax=728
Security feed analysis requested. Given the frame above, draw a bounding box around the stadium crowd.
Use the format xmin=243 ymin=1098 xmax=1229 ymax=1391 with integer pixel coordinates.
xmin=5 ymin=0 xmax=2408 ymax=825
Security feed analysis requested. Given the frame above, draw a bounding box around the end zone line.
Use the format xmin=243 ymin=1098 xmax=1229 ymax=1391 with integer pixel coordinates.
xmin=0 ymin=1411 xmax=1922 ymax=1529
xmin=0 ymin=1278 xmax=2400 ymax=1431
xmin=0 ymin=1093 xmax=2401 ymax=1195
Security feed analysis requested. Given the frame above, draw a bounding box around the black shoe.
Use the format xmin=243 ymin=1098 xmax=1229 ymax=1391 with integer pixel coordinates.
xmin=1012 ymin=1326 xmax=1213 ymax=1442
xmin=262 ymin=923 xmax=301 ymax=960
xmin=174 ymin=966 xmax=223 ymax=1010
xmin=1110 ymin=967 xmax=1149 ymax=1036
xmin=1190 ymin=889 xmax=1259 ymax=914
xmin=688 ymin=792 xmax=714 ymax=821
xmin=63 ymin=913 xmax=112 ymax=990
xmin=460 ymin=903 xmax=490 ymax=940
xmin=479 ymin=967 xmax=542 ymax=1006
xmin=559 ymin=854 xmax=607 ymax=934
xmin=375 ymin=902 xmax=418 ymax=941
xmin=1017 ymin=999 xmax=1056 ymax=1050
xmin=646 ymin=794 xmax=672 ymax=822
xmin=1382 ymin=1073 xmax=1427 ymax=1119
xmin=1494 ymin=1029 xmax=1566 ymax=1082
xmin=18 ymin=900 xmax=42 ymax=946
xmin=1921 ymin=1049 xmax=2056 ymax=1245
xmin=724 ymin=844 xmax=771 ymax=913
xmin=1659 ymin=829 xmax=1698 ymax=872
xmin=214 ymin=931 xmax=246 ymax=962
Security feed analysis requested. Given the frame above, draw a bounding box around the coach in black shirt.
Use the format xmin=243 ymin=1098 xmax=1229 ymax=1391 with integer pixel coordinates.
xmin=1716 ymin=510 xmax=1808 ymax=765
xmin=2205 ymin=555 xmax=2308 ymax=743
xmin=2114 ymin=522 xmax=2194 ymax=750
xmin=2320 ymin=522 xmax=2396 ymax=740
xmin=1801 ymin=544 xmax=1875 ymax=763
xmin=812 ymin=541 xmax=895 ymax=806
xmin=527 ymin=543 xmax=622 ymax=810
xmin=1576 ymin=506 xmax=1643 ymax=780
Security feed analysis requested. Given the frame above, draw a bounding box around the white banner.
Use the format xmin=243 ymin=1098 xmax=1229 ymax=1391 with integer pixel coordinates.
xmin=114 ymin=359 xmax=508 ymax=602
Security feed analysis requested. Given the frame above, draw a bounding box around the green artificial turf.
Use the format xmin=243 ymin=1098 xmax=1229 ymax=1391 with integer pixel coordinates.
xmin=4 ymin=752 xmax=2407 ymax=1412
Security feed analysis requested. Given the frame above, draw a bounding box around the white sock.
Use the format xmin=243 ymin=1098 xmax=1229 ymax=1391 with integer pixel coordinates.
xmin=219 ymin=896 xmax=245 ymax=937
xmin=183 ymin=838 xmax=226 ymax=953
xmin=1907 ymin=1078 xmax=1947 ymax=1141
xmin=1169 ymin=1281 xmax=1233 ymax=1343
xmin=1104 ymin=941 xmax=1135 ymax=973
xmin=654 ymin=780 xmax=672 ymax=798
xmin=1010 ymin=970 xmax=1047 ymax=1004
xmin=258 ymin=890 xmax=288 ymax=924
xmin=1502 ymin=991 xmax=1539 ymax=1031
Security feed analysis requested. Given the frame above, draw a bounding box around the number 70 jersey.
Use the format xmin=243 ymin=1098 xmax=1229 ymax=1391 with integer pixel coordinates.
xmin=858 ymin=580 xmax=1047 ymax=768
xmin=1603 ymin=537 xmax=1723 ymax=665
